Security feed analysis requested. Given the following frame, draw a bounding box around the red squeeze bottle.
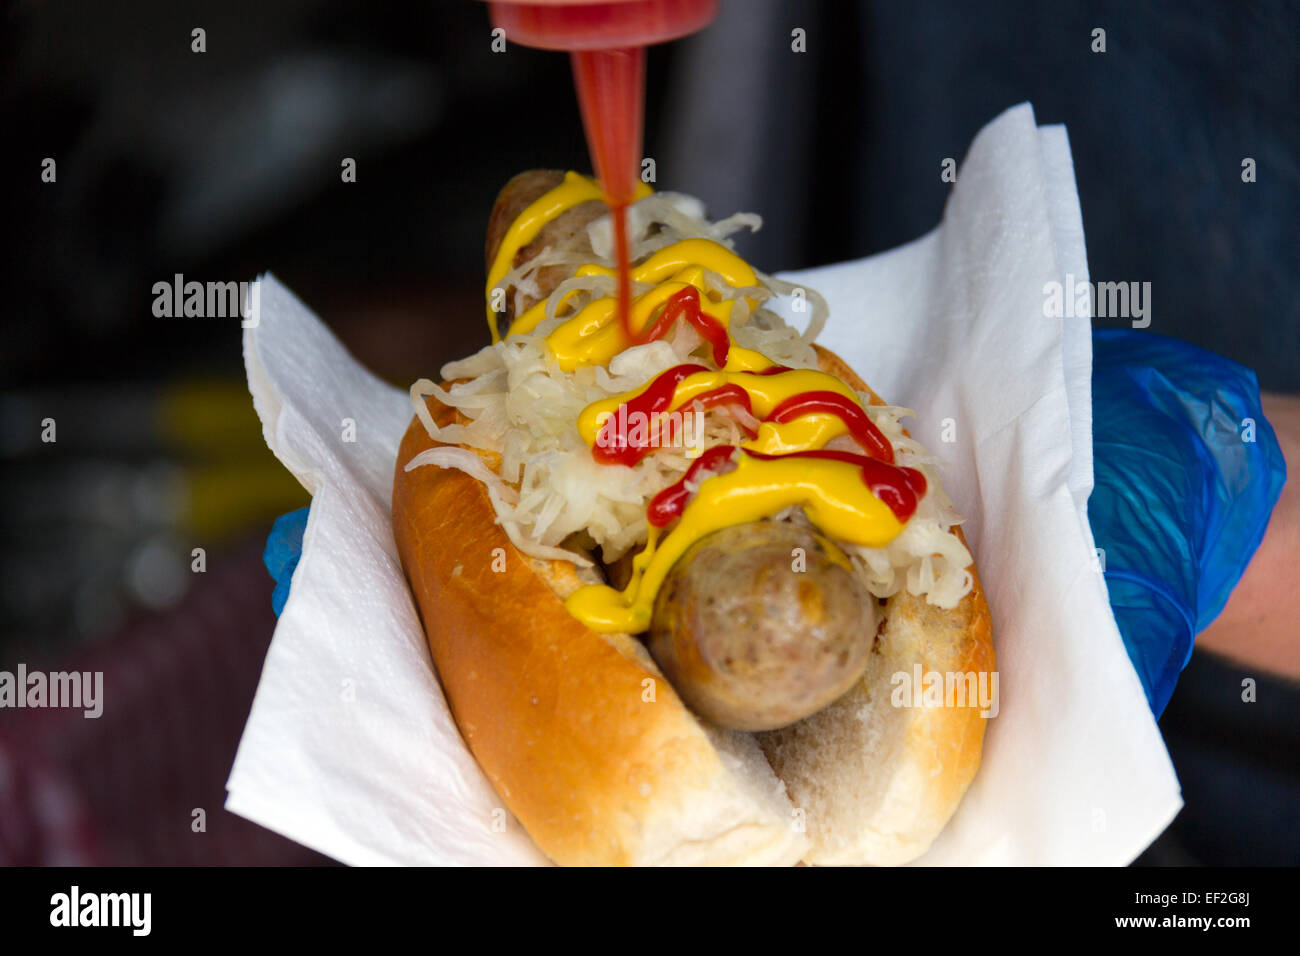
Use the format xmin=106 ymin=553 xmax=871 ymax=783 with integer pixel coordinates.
xmin=486 ymin=0 xmax=718 ymax=339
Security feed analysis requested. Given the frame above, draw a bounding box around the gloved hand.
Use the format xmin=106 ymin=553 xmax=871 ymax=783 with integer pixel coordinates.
xmin=1089 ymin=329 xmax=1285 ymax=716
xmin=262 ymin=331 xmax=1288 ymax=718
xmin=263 ymin=507 xmax=309 ymax=617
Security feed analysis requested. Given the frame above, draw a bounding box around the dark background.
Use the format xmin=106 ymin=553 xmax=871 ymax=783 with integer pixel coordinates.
xmin=0 ymin=0 xmax=1296 ymax=864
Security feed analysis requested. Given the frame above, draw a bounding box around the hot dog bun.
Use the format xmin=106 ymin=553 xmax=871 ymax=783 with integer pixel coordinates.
xmin=392 ymin=346 xmax=993 ymax=866
xmin=757 ymin=349 xmax=995 ymax=866
xmin=393 ymin=395 xmax=810 ymax=866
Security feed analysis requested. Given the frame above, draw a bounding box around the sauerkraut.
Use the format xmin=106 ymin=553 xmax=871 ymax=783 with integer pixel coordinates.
xmin=407 ymin=190 xmax=973 ymax=609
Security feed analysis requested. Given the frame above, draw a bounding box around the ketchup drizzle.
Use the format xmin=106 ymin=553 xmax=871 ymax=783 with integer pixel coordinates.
xmin=646 ymin=445 xmax=738 ymax=527
xmin=640 ymin=286 xmax=730 ymax=365
xmin=593 ymin=363 xmax=708 ymax=466
xmin=767 ymin=390 xmax=895 ymax=463
xmin=586 ymin=300 xmax=926 ymax=526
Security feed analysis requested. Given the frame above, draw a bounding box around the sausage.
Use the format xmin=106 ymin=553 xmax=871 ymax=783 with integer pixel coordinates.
xmin=486 ymin=174 xmax=881 ymax=734
xmin=484 ymin=169 xmax=607 ymax=324
xmin=647 ymin=519 xmax=879 ymax=732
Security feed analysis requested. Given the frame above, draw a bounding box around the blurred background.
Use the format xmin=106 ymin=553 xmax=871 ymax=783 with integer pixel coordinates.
xmin=1 ymin=0 xmax=1296 ymax=864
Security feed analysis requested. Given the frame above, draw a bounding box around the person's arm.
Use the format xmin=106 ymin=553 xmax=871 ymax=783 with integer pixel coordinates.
xmin=1195 ymin=392 xmax=1300 ymax=679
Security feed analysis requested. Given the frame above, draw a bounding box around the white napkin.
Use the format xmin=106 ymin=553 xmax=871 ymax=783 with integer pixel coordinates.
xmin=228 ymin=102 xmax=1182 ymax=865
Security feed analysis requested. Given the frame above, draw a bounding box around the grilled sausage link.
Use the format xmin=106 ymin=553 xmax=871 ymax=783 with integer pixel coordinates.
xmin=648 ymin=519 xmax=878 ymax=732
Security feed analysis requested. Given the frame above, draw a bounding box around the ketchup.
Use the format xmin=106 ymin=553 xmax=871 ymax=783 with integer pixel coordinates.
xmin=593 ymin=361 xmax=905 ymax=475
xmin=767 ymin=391 xmax=896 ymax=463
xmin=641 ymin=286 xmax=730 ymax=365
xmin=647 ymin=445 xmax=737 ymax=526
xmin=593 ymin=362 xmax=707 ymax=465
xmin=486 ymin=1 xmax=719 ymax=339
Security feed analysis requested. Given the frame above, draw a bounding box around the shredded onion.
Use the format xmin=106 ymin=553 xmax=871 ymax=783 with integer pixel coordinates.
xmin=543 ymin=274 xmax=616 ymax=323
xmin=404 ymin=447 xmax=594 ymax=567
xmin=409 ymin=379 xmax=443 ymax=442
xmin=490 ymin=247 xmax=602 ymax=328
xmin=841 ymin=403 xmax=974 ymax=608
xmin=405 ymin=447 xmax=517 ymax=503
xmin=588 ymin=192 xmax=762 ymax=264
xmin=756 ymin=270 xmax=830 ymax=344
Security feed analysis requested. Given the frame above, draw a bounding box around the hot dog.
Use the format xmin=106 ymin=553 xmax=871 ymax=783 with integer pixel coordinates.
xmin=393 ymin=171 xmax=994 ymax=865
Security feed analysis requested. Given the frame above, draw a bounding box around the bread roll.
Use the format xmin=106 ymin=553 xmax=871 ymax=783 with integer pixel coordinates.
xmin=392 ymin=346 xmax=993 ymax=866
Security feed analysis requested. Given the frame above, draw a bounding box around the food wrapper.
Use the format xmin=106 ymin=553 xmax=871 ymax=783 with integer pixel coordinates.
xmin=228 ymin=103 xmax=1182 ymax=865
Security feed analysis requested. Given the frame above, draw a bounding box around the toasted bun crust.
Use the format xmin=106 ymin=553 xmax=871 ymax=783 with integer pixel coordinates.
xmin=393 ymin=345 xmax=993 ymax=866
xmin=393 ymin=399 xmax=808 ymax=866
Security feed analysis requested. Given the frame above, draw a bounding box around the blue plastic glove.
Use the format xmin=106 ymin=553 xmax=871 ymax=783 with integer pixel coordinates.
xmin=263 ymin=507 xmax=309 ymax=616
xmin=1089 ymin=329 xmax=1286 ymax=716
xmin=262 ymin=331 xmax=1287 ymax=718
